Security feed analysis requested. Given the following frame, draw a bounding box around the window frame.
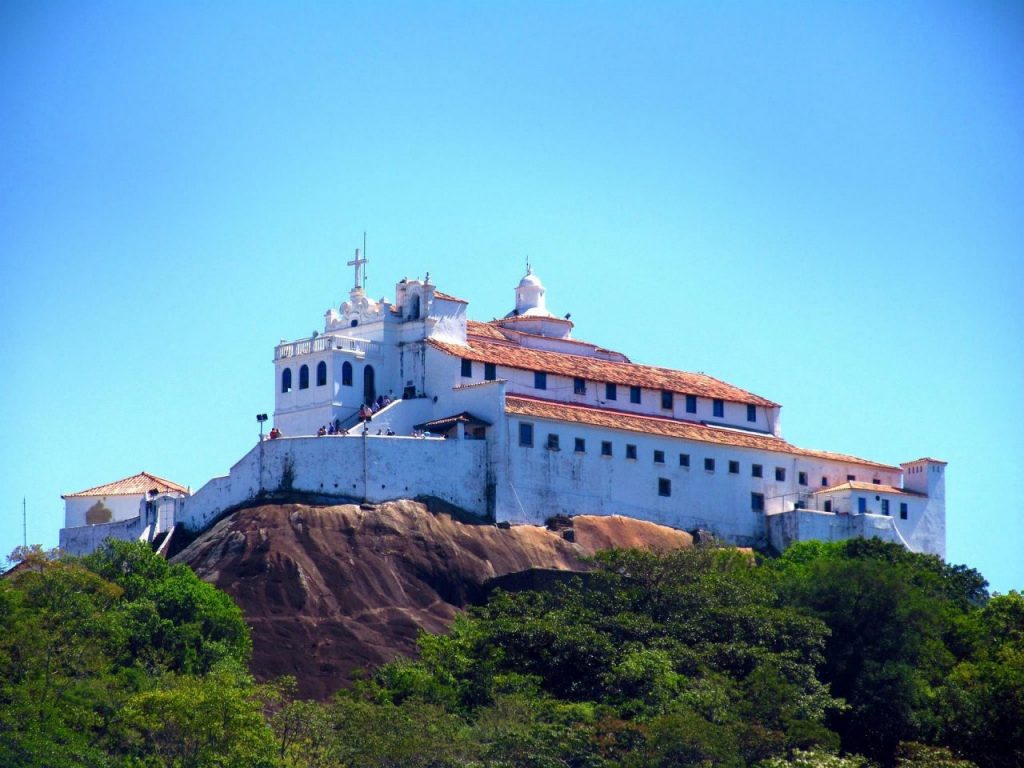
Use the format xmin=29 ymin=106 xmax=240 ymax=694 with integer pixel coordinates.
xmin=752 ymin=464 xmax=763 ymax=478
xmin=625 ymin=444 xmax=638 ymax=460
xmin=573 ymin=377 xmax=586 ymax=395
xmin=601 ymin=440 xmax=613 ymax=457
xmin=704 ymin=457 xmax=715 ymax=472
xmin=342 ymin=361 xmax=353 ymax=387
xmin=281 ymin=367 xmax=292 ymax=393
xmin=653 ymin=450 xmax=665 ymax=464
xmin=713 ymin=399 xmax=724 ymax=418
xmin=461 ymin=359 xmax=473 ymax=378
xmin=728 ymin=460 xmax=739 ymax=474
xmin=685 ymin=394 xmax=697 ymax=413
xmin=658 ymin=478 xmax=671 ymax=497
xmin=661 ymin=390 xmax=673 ymax=410
xmin=547 ymin=433 xmax=560 ymax=451
xmin=605 ymin=382 xmax=617 ymax=401
xmin=775 ymin=467 xmax=786 ymax=482
xmin=629 ymin=386 xmax=641 ymax=404
xmin=798 ymin=471 xmax=808 ymax=486
xmin=484 ymin=362 xmax=497 ymax=381
xmin=574 ymin=437 xmax=586 ymax=453
xmin=747 ymin=404 xmax=756 ymax=422
xmin=751 ymin=492 xmax=765 ymax=511
xmin=518 ymin=422 xmax=534 ymax=447
xmin=299 ymin=364 xmax=310 ymax=390
xmin=534 ymin=371 xmax=547 ymax=390
xmin=316 ymin=360 xmax=327 ymax=387
xmin=679 ymin=453 xmax=690 ymax=468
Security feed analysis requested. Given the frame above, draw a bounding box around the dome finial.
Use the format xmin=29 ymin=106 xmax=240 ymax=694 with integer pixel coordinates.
xmin=525 ymin=256 xmax=531 ymax=276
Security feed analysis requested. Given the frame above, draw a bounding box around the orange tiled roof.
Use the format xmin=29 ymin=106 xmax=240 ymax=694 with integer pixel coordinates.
xmin=466 ymin=320 xmax=509 ymax=340
xmin=504 ymin=396 xmax=900 ymax=471
xmin=815 ymin=481 xmax=923 ymax=497
xmin=63 ymin=472 xmax=189 ymax=499
xmin=429 ymin=336 xmax=779 ymax=407
xmin=901 ymin=457 xmax=948 ymax=466
xmin=432 ymin=290 xmax=468 ymax=304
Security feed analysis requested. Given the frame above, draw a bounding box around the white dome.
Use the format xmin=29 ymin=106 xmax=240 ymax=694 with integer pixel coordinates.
xmin=518 ymin=272 xmax=543 ymax=288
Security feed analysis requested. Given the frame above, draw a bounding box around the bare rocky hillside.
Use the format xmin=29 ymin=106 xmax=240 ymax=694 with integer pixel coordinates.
xmin=174 ymin=499 xmax=692 ymax=699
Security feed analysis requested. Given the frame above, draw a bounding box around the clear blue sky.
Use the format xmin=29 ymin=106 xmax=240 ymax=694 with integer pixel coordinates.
xmin=1 ymin=2 xmax=1021 ymax=592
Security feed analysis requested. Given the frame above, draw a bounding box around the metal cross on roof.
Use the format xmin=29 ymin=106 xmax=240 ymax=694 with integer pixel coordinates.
xmin=348 ymin=248 xmax=367 ymax=291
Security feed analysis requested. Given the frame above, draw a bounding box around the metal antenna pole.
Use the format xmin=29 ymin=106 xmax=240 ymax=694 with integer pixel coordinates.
xmin=23 ymin=497 xmax=27 ymax=547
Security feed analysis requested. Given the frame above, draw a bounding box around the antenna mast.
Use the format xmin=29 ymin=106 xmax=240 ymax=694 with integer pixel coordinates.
xmin=22 ymin=497 xmax=26 ymax=547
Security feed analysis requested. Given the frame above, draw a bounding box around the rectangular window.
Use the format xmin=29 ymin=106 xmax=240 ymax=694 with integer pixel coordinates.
xmin=751 ymin=492 xmax=765 ymax=511
xmin=461 ymin=359 xmax=473 ymax=378
xmin=847 ymin=474 xmax=856 ymax=482
xmin=713 ymin=399 xmax=724 ymax=418
xmin=872 ymin=478 xmax=881 ymax=485
xmin=881 ymin=499 xmax=890 ymax=516
xmin=601 ymin=441 xmax=613 ymax=457
xmin=824 ymin=500 xmax=833 ymax=513
xmin=686 ymin=394 xmax=697 ymax=413
xmin=547 ymin=433 xmax=559 ymax=450
xmin=752 ymin=464 xmax=763 ymax=478
xmin=484 ymin=362 xmax=496 ymax=381
xmin=658 ymin=478 xmax=671 ymax=497
xmin=704 ymin=457 xmax=715 ymax=472
xmin=900 ymin=502 xmax=908 ymax=520
xmin=518 ymin=423 xmax=533 ymax=447
xmin=679 ymin=453 xmax=690 ymax=468
xmin=574 ymin=377 xmax=586 ymax=395
xmin=605 ymin=383 xmax=617 ymax=401
xmin=798 ymin=471 xmax=808 ymax=486
xmin=574 ymin=437 xmax=586 ymax=453
xmin=821 ymin=476 xmax=829 ymax=487
xmin=630 ymin=386 xmax=641 ymax=404
xmin=534 ymin=371 xmax=547 ymax=390
xmin=654 ymin=450 xmax=665 ymax=464
xmin=857 ymin=497 xmax=867 ymax=514
xmin=747 ymin=404 xmax=756 ymax=422
xmin=661 ymin=391 xmax=673 ymax=409
xmin=626 ymin=444 xmax=637 ymax=460
xmin=729 ymin=460 xmax=739 ymax=474
xmin=775 ymin=467 xmax=786 ymax=482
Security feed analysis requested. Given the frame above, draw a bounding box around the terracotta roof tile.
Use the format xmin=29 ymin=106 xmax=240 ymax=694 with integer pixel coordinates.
xmin=432 ymin=290 xmax=468 ymax=304
xmin=504 ymin=396 xmax=900 ymax=472
xmin=901 ymin=457 xmax=948 ymax=466
xmin=465 ymin=320 xmax=509 ymax=340
xmin=429 ymin=336 xmax=779 ymax=407
xmin=815 ymin=481 xmax=923 ymax=497
xmin=63 ymin=472 xmax=189 ymax=499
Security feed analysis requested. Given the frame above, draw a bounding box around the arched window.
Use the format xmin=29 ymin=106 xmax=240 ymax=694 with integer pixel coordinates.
xmin=409 ymin=294 xmax=420 ymax=320
xmin=281 ymin=368 xmax=292 ymax=393
xmin=299 ymin=364 xmax=309 ymax=390
xmin=342 ymin=361 xmax=353 ymax=386
xmin=316 ymin=361 xmax=327 ymax=387
xmin=363 ymin=365 xmax=376 ymax=406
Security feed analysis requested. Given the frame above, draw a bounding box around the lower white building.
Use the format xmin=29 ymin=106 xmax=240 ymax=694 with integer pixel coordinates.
xmin=59 ymin=472 xmax=189 ymax=556
xmin=177 ymin=256 xmax=946 ymax=557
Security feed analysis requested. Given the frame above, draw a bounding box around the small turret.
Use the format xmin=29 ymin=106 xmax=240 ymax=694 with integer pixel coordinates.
xmin=513 ymin=267 xmax=550 ymax=317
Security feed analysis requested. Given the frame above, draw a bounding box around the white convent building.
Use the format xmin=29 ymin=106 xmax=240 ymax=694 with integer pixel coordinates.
xmin=169 ymin=253 xmax=945 ymax=557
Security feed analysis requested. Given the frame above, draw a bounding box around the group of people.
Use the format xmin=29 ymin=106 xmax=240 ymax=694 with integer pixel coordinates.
xmin=358 ymin=394 xmax=394 ymax=422
xmin=316 ymin=419 xmax=345 ymax=437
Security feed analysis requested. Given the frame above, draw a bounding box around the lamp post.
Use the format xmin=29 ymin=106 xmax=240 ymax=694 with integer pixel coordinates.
xmin=256 ymin=414 xmax=268 ymax=494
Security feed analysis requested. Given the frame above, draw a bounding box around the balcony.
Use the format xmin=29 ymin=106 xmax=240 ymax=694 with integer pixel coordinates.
xmin=274 ymin=335 xmax=381 ymax=361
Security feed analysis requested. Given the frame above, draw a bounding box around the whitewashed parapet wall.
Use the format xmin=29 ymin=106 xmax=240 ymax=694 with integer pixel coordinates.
xmin=178 ymin=435 xmax=489 ymax=533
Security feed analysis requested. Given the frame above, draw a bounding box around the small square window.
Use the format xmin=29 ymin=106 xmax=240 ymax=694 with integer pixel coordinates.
xmin=574 ymin=437 xmax=585 ymax=453
xmin=704 ymin=458 xmax=715 ymax=472
xmin=518 ymin=423 xmax=533 ymax=447
xmin=484 ymin=362 xmax=497 ymax=381
xmin=900 ymin=502 xmax=908 ymax=520
xmin=747 ymin=404 xmax=756 ymax=422
xmin=881 ymin=499 xmax=890 ymax=516
xmin=574 ymin=377 xmax=586 ymax=395
xmin=461 ymin=359 xmax=473 ymax=378
xmin=534 ymin=371 xmax=547 ymax=390
xmin=872 ymin=478 xmax=880 ymax=485
xmin=775 ymin=467 xmax=786 ymax=482
xmin=729 ymin=460 xmax=739 ymax=474
xmin=661 ymin=391 xmax=673 ymax=409
xmin=630 ymin=386 xmax=641 ymax=404
xmin=605 ymin=383 xmax=617 ymax=401
xmin=658 ymin=478 xmax=671 ymax=497
xmin=751 ymin=492 xmax=765 ymax=511
xmin=601 ymin=441 xmax=613 ymax=457
xmin=686 ymin=394 xmax=697 ymax=413
xmin=821 ymin=476 xmax=829 ymax=487
xmin=752 ymin=464 xmax=763 ymax=478
xmin=626 ymin=444 xmax=637 ymax=460
xmin=713 ymin=399 xmax=724 ymax=417
xmin=798 ymin=472 xmax=808 ymax=486
xmin=847 ymin=474 xmax=856 ymax=482
xmin=547 ymin=433 xmax=559 ymax=450
xmin=654 ymin=450 xmax=665 ymax=464
xmin=679 ymin=453 xmax=690 ymax=468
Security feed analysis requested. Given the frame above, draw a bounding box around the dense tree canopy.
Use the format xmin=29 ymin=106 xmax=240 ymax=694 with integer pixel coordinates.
xmin=1 ymin=537 xmax=1019 ymax=767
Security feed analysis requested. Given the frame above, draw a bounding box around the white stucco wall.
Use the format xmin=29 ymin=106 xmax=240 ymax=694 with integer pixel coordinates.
xmin=179 ymin=434 xmax=488 ymax=533
xmin=60 ymin=516 xmax=146 ymax=557
xmin=64 ymin=494 xmax=144 ymax=528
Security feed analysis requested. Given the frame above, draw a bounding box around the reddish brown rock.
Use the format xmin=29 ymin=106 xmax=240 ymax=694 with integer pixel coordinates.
xmin=174 ymin=500 xmax=691 ymax=699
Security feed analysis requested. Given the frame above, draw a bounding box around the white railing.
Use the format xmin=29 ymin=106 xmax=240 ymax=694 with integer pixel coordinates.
xmin=274 ymin=335 xmax=382 ymax=360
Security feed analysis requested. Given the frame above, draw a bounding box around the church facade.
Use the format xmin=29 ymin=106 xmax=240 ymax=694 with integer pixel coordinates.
xmin=178 ymin=255 xmax=946 ymax=557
